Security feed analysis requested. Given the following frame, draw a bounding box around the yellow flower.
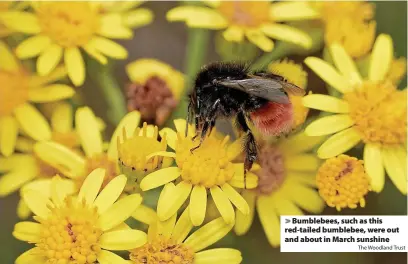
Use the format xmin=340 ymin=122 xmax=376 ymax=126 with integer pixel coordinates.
xmin=135 ymin=119 xmax=256 ymax=226
xmin=317 ymin=155 xmax=371 ymax=211
xmin=33 ymin=108 xmax=159 ymax=221
xmin=0 ymin=41 xmax=74 ymax=157
xmin=13 ymin=168 xmax=147 ymax=264
xmin=303 ymin=34 xmax=407 ymax=194
xmin=130 ymin=204 xmax=242 ymax=264
xmin=166 ymin=1 xmax=318 ymax=52
xmin=1 ymin=2 xmax=150 ymax=86
xmin=0 ymin=2 xmax=29 ymax=37
xmin=125 ymin=59 xmax=184 ymax=125
xmin=310 ymin=1 xmax=376 ymax=58
xmin=234 ymin=132 xmax=325 ymax=247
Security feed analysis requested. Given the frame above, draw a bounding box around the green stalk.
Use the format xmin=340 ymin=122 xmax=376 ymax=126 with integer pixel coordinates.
xmin=88 ymin=59 xmax=127 ymax=125
xmin=250 ymin=42 xmax=290 ymax=71
xmin=166 ymin=28 xmax=210 ymax=126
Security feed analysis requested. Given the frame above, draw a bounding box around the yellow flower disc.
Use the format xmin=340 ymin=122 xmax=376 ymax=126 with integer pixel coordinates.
xmin=217 ymin=1 xmax=270 ymax=27
xmin=37 ymin=2 xmax=100 ymax=48
xmin=316 ymin=155 xmax=370 ymax=211
xmin=344 ymin=81 xmax=407 ymax=146
xmin=176 ymin=133 xmax=235 ymax=188
xmin=130 ymin=237 xmax=194 ymax=264
xmin=0 ymin=69 xmax=29 ymax=116
xmin=35 ymin=198 xmax=102 ymax=264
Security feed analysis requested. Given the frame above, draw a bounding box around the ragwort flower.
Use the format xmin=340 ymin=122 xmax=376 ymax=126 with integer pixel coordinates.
xmin=303 ymin=34 xmax=407 ymax=194
xmin=317 ymin=155 xmax=371 ymax=211
xmin=309 ymin=1 xmax=376 ymax=58
xmin=130 ymin=203 xmax=242 ymax=264
xmin=125 ymin=59 xmax=184 ymax=126
xmin=13 ymin=168 xmax=146 ymax=264
xmin=167 ymin=1 xmax=318 ymax=51
xmin=0 ymin=41 xmax=74 ymax=157
xmin=136 ymin=119 xmax=256 ymax=226
xmin=1 ymin=1 xmax=149 ymax=86
xmin=234 ymin=132 xmax=325 ymax=247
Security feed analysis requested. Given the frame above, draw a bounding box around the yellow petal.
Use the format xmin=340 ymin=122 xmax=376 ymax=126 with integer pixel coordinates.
xmin=195 ymin=248 xmax=242 ymax=264
xmin=273 ymin=191 xmax=303 ymax=216
xmin=364 ymin=144 xmax=385 ymax=193
xmin=14 ymin=103 xmax=51 ymax=141
xmin=184 ymin=217 xmax=233 ymax=252
xmin=13 ymin=221 xmax=41 ymax=242
xmin=257 ymin=196 xmax=280 ymax=247
xmin=202 ymin=0 xmax=220 ymax=8
xmin=189 ymin=185 xmax=207 ymax=226
xmin=0 ymin=166 xmax=38 ymax=197
xmin=29 ymin=66 xmax=68 ymax=88
xmin=227 ymin=137 xmax=244 ymax=161
xmin=28 ymin=84 xmax=74 ymax=103
xmin=159 ymin=128 xmax=177 ymax=150
xmin=262 ymin=23 xmax=311 ymax=48
xmin=157 ymin=181 xmax=192 ymax=221
xmin=64 ymin=47 xmax=85 ymax=86
xmin=302 ymin=94 xmax=350 ymax=113
xmin=278 ymin=131 xmax=325 ymax=155
xmin=285 ymin=154 xmax=320 ymax=172
xmin=99 ymin=13 xmax=133 ymax=39
xmin=221 ymin=183 xmax=249 ymax=215
xmin=304 ymin=57 xmax=351 ymax=93
xmin=94 ymin=174 xmax=127 ymax=214
xmin=210 ymin=186 xmax=235 ymax=225
xmin=234 ymin=190 xmax=256 ymax=236
xmin=270 ymin=2 xmax=320 ymax=21
xmin=97 ymin=250 xmax=127 ymax=264
xmin=0 ymin=116 xmax=18 ymax=156
xmin=16 ymin=35 xmax=51 ymax=59
xmin=223 ymin=26 xmax=244 ymax=42
xmin=17 ymin=198 xmax=32 ymax=219
xmin=108 ymin=111 xmax=141 ymax=160
xmin=382 ymin=146 xmax=407 ymax=195
xmin=229 ymin=166 xmax=258 ymax=189
xmin=15 ymin=248 xmax=44 ymax=264
xmin=51 ymin=103 xmax=72 ymax=133
xmin=246 ymin=29 xmax=274 ymax=52
xmin=369 ymin=34 xmax=393 ymax=82
xmin=99 ymin=230 xmax=147 ymax=250
xmin=288 ymin=172 xmax=317 ymax=188
xmin=131 ymin=204 xmax=157 ymax=225
xmin=0 ymin=11 xmax=41 ymax=34
xmin=22 ymin=189 xmax=52 ymax=218
xmin=15 ymin=137 xmax=35 ymax=153
xmin=89 ymin=37 xmax=128 ymax=59
xmin=166 ymin=6 xmax=228 ymax=29
xmin=98 ymin=193 xmax=142 ymax=231
xmin=34 ymin=141 xmax=85 ymax=178
xmin=50 ymin=177 xmax=76 ymax=207
xmin=124 ymin=8 xmax=154 ymax=28
xmin=172 ymin=206 xmax=193 ymax=243
xmin=77 ymin=168 xmax=105 ymax=205
xmin=76 ymin=107 xmax=103 ymax=157
xmin=305 ymin=114 xmax=354 ymax=136
xmin=37 ymin=44 xmax=63 ymax=76
xmin=284 ymin=180 xmax=324 ymax=213
xmin=83 ymin=42 xmax=108 ymax=65
xmin=0 ymin=41 xmax=19 ymax=71
xmin=140 ymin=167 xmax=181 ymax=191
xmin=157 ymin=212 xmax=177 ymax=239
xmin=317 ymin=128 xmax=361 ymax=159
xmin=329 ymin=43 xmax=362 ymax=85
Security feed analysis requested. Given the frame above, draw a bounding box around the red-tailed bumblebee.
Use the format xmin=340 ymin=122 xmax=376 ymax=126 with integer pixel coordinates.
xmin=187 ymin=62 xmax=305 ymax=176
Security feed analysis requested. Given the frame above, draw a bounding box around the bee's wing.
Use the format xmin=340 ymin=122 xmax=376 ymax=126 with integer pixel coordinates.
xmin=281 ymin=82 xmax=306 ymax=96
xmin=218 ymin=78 xmax=290 ymax=103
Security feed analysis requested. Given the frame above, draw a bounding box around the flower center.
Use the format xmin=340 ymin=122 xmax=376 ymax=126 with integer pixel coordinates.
xmin=176 ymin=133 xmax=235 ymax=188
xmin=316 ymin=155 xmax=370 ymax=211
xmin=126 ymin=76 xmax=178 ymax=126
xmin=130 ymin=236 xmax=194 ymax=264
xmin=52 ymin=131 xmax=81 ymax=150
xmin=37 ymin=2 xmax=99 ymax=48
xmin=35 ymin=197 xmax=102 ymax=264
xmin=118 ymin=124 xmax=168 ymax=173
xmin=81 ymin=154 xmax=118 ymax=189
xmin=344 ymin=81 xmax=407 ymax=146
xmin=217 ymin=1 xmax=270 ymax=27
xmin=255 ymin=144 xmax=286 ymax=195
xmin=0 ymin=69 xmax=29 ymax=116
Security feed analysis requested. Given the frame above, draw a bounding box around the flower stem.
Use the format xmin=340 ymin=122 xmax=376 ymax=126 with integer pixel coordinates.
xmin=88 ymin=59 xmax=127 ymax=125
xmin=166 ymin=28 xmax=210 ymax=126
xmin=250 ymin=42 xmax=291 ymax=71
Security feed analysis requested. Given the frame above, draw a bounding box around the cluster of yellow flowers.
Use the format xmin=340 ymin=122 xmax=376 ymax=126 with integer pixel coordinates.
xmin=0 ymin=1 xmax=406 ymax=263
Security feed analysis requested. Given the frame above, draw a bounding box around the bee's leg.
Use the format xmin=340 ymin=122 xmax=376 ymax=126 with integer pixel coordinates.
xmin=236 ymin=112 xmax=257 ymax=189
xmin=185 ymin=99 xmax=193 ymax=137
